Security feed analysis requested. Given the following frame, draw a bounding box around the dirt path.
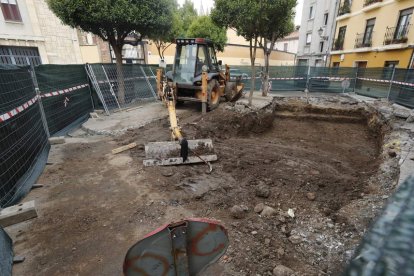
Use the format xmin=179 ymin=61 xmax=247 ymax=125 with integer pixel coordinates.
xmin=11 ymin=99 xmax=394 ymax=276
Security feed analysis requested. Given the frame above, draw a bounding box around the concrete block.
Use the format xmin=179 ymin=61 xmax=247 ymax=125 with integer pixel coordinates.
xmin=90 ymin=112 xmax=100 ymax=119
xmin=0 ymin=201 xmax=37 ymax=228
xmin=49 ymin=136 xmax=65 ymax=145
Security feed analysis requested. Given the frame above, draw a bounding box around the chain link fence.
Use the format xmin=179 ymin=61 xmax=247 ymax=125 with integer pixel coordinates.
xmin=86 ymin=63 xmax=157 ymax=114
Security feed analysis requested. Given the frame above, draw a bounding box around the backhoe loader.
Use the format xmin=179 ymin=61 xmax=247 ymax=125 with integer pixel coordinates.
xmin=143 ymin=38 xmax=244 ymax=167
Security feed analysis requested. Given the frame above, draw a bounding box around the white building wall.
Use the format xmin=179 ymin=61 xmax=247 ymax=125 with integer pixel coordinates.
xmin=297 ymin=0 xmax=340 ymax=66
xmin=0 ymin=0 xmax=83 ymax=64
xmin=274 ymin=38 xmax=299 ymax=54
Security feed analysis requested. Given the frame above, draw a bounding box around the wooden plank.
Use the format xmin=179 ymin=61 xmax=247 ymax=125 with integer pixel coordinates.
xmin=111 ymin=143 xmax=137 ymax=154
xmin=0 ymin=200 xmax=37 ymax=228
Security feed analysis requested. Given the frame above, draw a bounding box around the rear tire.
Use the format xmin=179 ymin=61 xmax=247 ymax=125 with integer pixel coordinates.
xmin=207 ymin=79 xmax=220 ymax=111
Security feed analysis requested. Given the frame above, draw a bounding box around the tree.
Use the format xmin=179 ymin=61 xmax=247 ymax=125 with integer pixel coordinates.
xmin=150 ymin=0 xmax=198 ymax=61
xmin=212 ymin=0 xmax=296 ymax=104
xmin=212 ymin=0 xmax=262 ymax=106
xmin=178 ymin=0 xmax=198 ymax=35
xmin=186 ymin=16 xmax=227 ymax=52
xmin=150 ymin=0 xmax=182 ymax=60
xmin=258 ymin=0 xmax=296 ymax=96
xmin=47 ymin=0 xmax=173 ymax=104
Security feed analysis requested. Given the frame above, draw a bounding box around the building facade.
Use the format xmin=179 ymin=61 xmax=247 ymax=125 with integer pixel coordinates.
xmin=330 ymin=0 xmax=414 ymax=68
xmin=297 ymin=0 xmax=340 ymax=66
xmin=0 ymin=0 xmax=83 ymax=65
xmin=274 ymin=29 xmax=300 ymax=54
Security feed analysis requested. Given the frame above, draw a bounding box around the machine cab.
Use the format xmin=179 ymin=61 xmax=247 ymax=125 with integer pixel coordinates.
xmin=171 ymin=38 xmax=220 ymax=84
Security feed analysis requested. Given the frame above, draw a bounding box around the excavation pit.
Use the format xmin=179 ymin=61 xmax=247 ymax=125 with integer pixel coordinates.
xmin=12 ymin=97 xmax=398 ymax=276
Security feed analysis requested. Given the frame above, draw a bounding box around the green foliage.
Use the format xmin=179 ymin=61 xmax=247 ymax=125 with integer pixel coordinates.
xmin=186 ymin=16 xmax=227 ymax=52
xmin=47 ymin=0 xmax=173 ymax=45
xmin=212 ymin=0 xmax=296 ymax=44
xmin=178 ymin=0 xmax=198 ymax=35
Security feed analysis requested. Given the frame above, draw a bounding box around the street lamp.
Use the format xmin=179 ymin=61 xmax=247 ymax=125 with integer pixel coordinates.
xmin=318 ymin=27 xmax=329 ymax=41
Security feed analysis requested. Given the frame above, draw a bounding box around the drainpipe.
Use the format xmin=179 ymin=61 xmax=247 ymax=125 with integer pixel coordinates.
xmin=325 ymin=0 xmax=340 ymax=67
xmin=408 ymin=46 xmax=414 ymax=69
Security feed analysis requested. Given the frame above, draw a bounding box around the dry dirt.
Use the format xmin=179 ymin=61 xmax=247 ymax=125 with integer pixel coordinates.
xmin=11 ymin=98 xmax=398 ymax=276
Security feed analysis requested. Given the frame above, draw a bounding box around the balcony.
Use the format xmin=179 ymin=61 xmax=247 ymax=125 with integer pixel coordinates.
xmin=338 ymin=1 xmax=351 ymax=16
xmin=363 ymin=0 xmax=382 ymax=7
xmin=354 ymin=33 xmax=373 ymax=48
xmin=383 ymin=25 xmax=411 ymax=45
xmin=333 ymin=38 xmax=344 ymax=51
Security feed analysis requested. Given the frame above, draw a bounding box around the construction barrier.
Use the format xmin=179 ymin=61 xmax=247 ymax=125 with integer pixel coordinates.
xmin=0 ymin=226 xmax=13 ymax=275
xmin=0 ymin=65 xmax=50 ymax=208
xmin=35 ymin=64 xmax=93 ymax=135
xmin=86 ymin=63 xmax=157 ymax=114
xmin=344 ymin=176 xmax=414 ymax=275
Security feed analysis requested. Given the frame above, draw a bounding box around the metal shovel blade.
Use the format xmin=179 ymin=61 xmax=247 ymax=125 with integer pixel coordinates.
xmin=143 ymin=139 xmax=217 ymax=166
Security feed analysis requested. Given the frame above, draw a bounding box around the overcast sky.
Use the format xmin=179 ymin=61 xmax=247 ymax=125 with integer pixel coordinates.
xmin=177 ymin=0 xmax=304 ymax=26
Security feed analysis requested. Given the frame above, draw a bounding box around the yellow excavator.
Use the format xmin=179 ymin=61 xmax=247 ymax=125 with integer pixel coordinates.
xmin=143 ymin=38 xmax=244 ymax=167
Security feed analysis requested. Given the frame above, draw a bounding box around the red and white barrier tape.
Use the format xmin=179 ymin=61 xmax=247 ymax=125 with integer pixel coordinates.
xmin=41 ymin=84 xmax=89 ymax=98
xmin=0 ymin=95 xmax=39 ymax=123
xmin=358 ymin=77 xmax=414 ymax=87
xmin=0 ymin=83 xmax=89 ymax=124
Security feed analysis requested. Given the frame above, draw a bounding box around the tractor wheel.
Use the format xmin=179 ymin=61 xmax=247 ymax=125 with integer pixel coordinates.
xmin=207 ymin=79 xmax=220 ymax=111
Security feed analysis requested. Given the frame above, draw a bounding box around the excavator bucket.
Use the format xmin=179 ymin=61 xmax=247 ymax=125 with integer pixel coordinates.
xmin=143 ymin=139 xmax=217 ymax=166
xmin=225 ymin=81 xmax=245 ymax=102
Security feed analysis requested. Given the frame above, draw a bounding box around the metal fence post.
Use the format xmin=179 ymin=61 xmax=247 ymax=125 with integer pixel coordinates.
xmin=387 ymin=67 xmax=396 ymax=101
xmin=140 ymin=66 xmax=157 ymax=99
xmin=101 ymin=65 xmax=122 ymax=110
xmin=85 ymin=64 xmax=110 ymax=115
xmin=30 ymin=66 xmax=50 ymax=138
xmin=353 ymin=67 xmax=359 ymax=93
xmin=305 ymin=65 xmax=311 ymax=91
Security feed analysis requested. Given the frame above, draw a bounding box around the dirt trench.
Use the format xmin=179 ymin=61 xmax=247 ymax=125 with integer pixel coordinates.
xmin=12 ymin=98 xmax=396 ymax=276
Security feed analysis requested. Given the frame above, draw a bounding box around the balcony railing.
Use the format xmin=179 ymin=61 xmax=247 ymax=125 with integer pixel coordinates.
xmin=363 ymin=0 xmax=382 ymax=7
xmin=383 ymin=24 xmax=411 ymax=45
xmin=338 ymin=1 xmax=351 ymax=16
xmin=354 ymin=32 xmax=373 ymax=48
xmin=333 ymin=38 xmax=344 ymax=50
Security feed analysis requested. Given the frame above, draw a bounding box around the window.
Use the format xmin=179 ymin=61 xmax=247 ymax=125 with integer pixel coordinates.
xmin=324 ymin=13 xmax=329 ymax=25
xmin=333 ymin=62 xmax=340 ymax=68
xmin=0 ymin=46 xmax=41 ymax=66
xmin=1 ymin=0 xmax=22 ymax=22
xmin=306 ymin=33 xmax=312 ymax=45
xmin=363 ymin=18 xmax=375 ymax=46
xmin=309 ymin=6 xmax=315 ymax=19
xmin=297 ymin=59 xmax=308 ymax=66
xmin=334 ymin=26 xmax=347 ymax=50
xmin=384 ymin=61 xmax=399 ymax=68
xmin=395 ymin=8 xmax=413 ymax=40
xmin=283 ymin=43 xmax=288 ymax=52
xmin=319 ymin=41 xmax=324 ymax=53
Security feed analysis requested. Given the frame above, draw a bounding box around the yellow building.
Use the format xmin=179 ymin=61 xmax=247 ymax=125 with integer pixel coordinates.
xmin=330 ymin=0 xmax=414 ymax=68
xmin=147 ymin=29 xmax=296 ymax=66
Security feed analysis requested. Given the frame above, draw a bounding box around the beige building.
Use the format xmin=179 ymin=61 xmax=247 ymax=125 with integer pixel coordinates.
xmin=331 ymin=0 xmax=414 ymax=68
xmin=0 ymin=0 xmax=83 ymax=65
xmin=147 ymin=29 xmax=296 ymax=66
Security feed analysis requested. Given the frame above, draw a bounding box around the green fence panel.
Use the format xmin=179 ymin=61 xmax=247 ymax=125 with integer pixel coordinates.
xmin=35 ymin=64 xmax=93 ymax=135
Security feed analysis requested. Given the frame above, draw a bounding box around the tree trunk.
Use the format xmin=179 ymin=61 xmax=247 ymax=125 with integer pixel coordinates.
xmin=262 ymin=50 xmax=270 ymax=96
xmin=112 ymin=44 xmax=126 ymax=105
xmin=262 ymin=40 xmax=275 ymax=97
xmin=248 ymin=38 xmax=258 ymax=106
